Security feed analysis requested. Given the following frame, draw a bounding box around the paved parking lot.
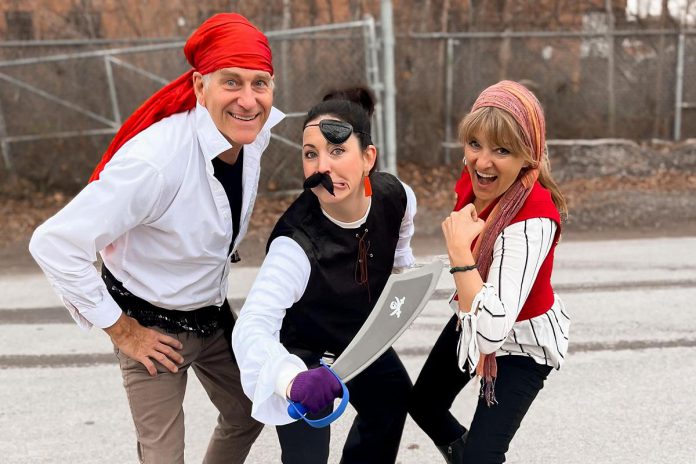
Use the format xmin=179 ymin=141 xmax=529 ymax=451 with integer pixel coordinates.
xmin=1 ymin=236 xmax=695 ymax=463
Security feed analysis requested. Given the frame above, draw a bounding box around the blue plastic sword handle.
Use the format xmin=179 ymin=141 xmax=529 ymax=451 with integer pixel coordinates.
xmin=286 ymin=359 xmax=350 ymax=428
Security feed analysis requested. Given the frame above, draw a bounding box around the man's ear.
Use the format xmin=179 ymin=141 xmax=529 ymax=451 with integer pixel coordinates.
xmin=192 ymin=72 xmax=205 ymax=105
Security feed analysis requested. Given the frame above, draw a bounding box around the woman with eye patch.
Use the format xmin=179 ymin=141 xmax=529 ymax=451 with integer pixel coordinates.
xmin=407 ymin=81 xmax=569 ymax=463
xmin=232 ymin=87 xmax=417 ymax=463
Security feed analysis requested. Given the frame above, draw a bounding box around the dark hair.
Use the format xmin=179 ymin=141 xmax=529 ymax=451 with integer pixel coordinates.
xmin=303 ymin=86 xmax=376 ymax=150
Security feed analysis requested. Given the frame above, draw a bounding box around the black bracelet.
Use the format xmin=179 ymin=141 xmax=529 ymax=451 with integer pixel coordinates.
xmin=449 ymin=264 xmax=477 ymax=274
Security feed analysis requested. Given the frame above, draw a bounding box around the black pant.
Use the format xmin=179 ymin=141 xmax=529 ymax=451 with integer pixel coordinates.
xmin=276 ymin=348 xmax=412 ymax=464
xmin=409 ymin=315 xmax=552 ymax=464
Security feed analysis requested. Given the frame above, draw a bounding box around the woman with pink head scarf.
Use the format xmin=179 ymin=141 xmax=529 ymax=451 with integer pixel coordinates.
xmin=408 ymin=81 xmax=569 ymax=463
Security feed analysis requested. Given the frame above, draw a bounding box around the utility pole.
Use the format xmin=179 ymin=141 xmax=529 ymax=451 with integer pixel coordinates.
xmin=380 ymin=0 xmax=397 ymax=175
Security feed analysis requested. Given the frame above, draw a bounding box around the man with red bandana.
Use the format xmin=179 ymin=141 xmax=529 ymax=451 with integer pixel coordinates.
xmin=29 ymin=13 xmax=282 ymax=464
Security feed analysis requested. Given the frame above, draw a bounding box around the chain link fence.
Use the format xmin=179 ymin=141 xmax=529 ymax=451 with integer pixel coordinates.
xmin=0 ymin=18 xmax=383 ymax=193
xmin=1 ymin=12 xmax=695 ymax=192
xmin=0 ymin=42 xmax=186 ymax=190
xmin=400 ymin=28 xmax=696 ymax=164
xmin=261 ymin=19 xmax=384 ymax=192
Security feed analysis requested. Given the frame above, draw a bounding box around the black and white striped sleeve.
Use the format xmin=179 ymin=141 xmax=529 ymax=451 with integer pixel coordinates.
xmin=470 ymin=218 xmax=557 ymax=354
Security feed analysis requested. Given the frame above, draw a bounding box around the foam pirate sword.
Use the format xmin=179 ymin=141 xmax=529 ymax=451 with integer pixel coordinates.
xmin=287 ymin=260 xmax=443 ymax=428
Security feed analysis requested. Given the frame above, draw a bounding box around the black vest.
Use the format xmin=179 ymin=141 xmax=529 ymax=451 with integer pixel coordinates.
xmin=268 ymin=172 xmax=407 ymax=356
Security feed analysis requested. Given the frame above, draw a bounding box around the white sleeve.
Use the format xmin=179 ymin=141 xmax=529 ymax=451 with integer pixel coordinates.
xmin=28 ymin=156 xmax=165 ymax=330
xmin=393 ymin=181 xmax=416 ymax=269
xmin=455 ymin=218 xmax=557 ymax=358
xmin=231 ymin=236 xmax=311 ymax=425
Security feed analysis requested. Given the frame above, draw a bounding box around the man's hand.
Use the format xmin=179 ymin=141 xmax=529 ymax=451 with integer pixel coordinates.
xmin=104 ymin=313 xmax=184 ymax=376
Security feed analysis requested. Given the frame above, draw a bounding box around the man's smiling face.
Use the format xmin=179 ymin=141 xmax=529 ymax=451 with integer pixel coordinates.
xmin=194 ymin=67 xmax=274 ymax=145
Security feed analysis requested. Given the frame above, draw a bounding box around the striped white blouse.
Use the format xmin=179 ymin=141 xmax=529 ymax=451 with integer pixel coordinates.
xmin=453 ymin=217 xmax=570 ymax=373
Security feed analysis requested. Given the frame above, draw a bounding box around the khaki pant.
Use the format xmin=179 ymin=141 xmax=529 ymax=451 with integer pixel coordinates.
xmin=114 ymin=328 xmax=263 ymax=464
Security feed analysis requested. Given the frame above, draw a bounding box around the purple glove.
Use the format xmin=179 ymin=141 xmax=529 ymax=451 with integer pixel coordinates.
xmin=289 ymin=367 xmax=343 ymax=414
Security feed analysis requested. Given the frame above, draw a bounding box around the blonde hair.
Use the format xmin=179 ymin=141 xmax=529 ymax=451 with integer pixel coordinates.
xmin=458 ymin=106 xmax=567 ymax=218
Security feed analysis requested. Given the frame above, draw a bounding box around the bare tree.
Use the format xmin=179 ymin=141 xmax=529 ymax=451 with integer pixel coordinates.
xmin=348 ymin=0 xmax=365 ymax=20
xmin=112 ymin=0 xmax=144 ymax=36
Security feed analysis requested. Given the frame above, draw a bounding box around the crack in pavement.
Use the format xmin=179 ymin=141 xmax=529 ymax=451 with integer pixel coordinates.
xmin=2 ymin=338 xmax=695 ymax=369
xmin=2 ymin=278 xmax=695 ymax=325
xmin=428 ymin=278 xmax=696 ymax=300
xmin=396 ymin=337 xmax=696 ymax=358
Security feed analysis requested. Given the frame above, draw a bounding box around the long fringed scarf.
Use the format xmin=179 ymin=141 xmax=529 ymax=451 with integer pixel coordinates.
xmin=455 ymin=80 xmax=546 ymax=406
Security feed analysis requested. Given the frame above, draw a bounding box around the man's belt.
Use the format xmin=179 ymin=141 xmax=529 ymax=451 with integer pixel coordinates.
xmin=101 ymin=265 xmax=233 ymax=337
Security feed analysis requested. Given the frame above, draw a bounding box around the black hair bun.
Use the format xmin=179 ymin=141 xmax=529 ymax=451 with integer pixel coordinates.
xmin=322 ymin=87 xmax=375 ymax=117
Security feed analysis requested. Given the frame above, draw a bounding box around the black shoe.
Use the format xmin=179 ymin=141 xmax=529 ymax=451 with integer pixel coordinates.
xmin=436 ymin=432 xmax=468 ymax=463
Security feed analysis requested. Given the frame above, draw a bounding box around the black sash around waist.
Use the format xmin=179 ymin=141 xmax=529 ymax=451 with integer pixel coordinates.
xmin=101 ymin=265 xmax=234 ymax=337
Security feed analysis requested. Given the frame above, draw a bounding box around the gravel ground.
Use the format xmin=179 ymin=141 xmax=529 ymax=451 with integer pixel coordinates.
xmin=2 ymin=173 xmax=695 ymax=274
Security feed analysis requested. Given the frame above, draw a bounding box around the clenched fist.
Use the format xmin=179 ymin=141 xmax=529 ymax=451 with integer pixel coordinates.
xmin=442 ymin=203 xmax=486 ymax=263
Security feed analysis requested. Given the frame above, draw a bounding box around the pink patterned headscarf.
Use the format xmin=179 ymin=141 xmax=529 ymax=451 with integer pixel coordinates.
xmin=467 ymin=80 xmax=546 ymax=280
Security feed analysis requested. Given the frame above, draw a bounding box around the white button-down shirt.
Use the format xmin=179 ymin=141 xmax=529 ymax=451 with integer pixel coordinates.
xmin=29 ymin=103 xmax=284 ymax=331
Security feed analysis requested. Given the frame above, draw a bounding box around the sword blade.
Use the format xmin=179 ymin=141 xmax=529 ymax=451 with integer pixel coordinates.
xmin=330 ymin=260 xmax=443 ymax=381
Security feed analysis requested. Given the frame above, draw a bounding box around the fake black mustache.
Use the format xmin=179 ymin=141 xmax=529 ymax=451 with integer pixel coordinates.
xmin=302 ymin=172 xmax=335 ymax=196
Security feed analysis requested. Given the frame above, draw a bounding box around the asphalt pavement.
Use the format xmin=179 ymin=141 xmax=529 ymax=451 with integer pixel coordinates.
xmin=1 ymin=236 xmax=695 ymax=463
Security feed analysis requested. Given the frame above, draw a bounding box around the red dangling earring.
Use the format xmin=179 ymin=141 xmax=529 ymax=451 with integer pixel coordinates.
xmin=363 ymin=175 xmax=372 ymax=197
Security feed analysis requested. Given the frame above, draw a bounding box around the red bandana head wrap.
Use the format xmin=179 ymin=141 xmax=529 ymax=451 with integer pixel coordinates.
xmin=89 ymin=13 xmax=273 ymax=182
xmin=453 ymin=81 xmax=547 ymax=406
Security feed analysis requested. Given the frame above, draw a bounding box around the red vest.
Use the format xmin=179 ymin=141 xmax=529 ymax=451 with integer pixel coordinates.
xmin=455 ymin=174 xmax=561 ymax=321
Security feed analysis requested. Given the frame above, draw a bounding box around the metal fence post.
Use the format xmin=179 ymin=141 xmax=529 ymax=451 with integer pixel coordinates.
xmin=0 ymin=97 xmax=12 ymax=173
xmin=380 ymin=0 xmax=397 ymax=176
xmin=674 ymin=31 xmax=685 ymax=141
xmin=280 ymin=0 xmax=292 ymax=110
xmin=104 ymin=56 xmax=122 ymax=125
xmin=364 ymin=15 xmax=385 ymax=161
xmin=605 ymin=0 xmax=616 ymax=135
xmin=444 ymin=38 xmax=455 ymax=164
